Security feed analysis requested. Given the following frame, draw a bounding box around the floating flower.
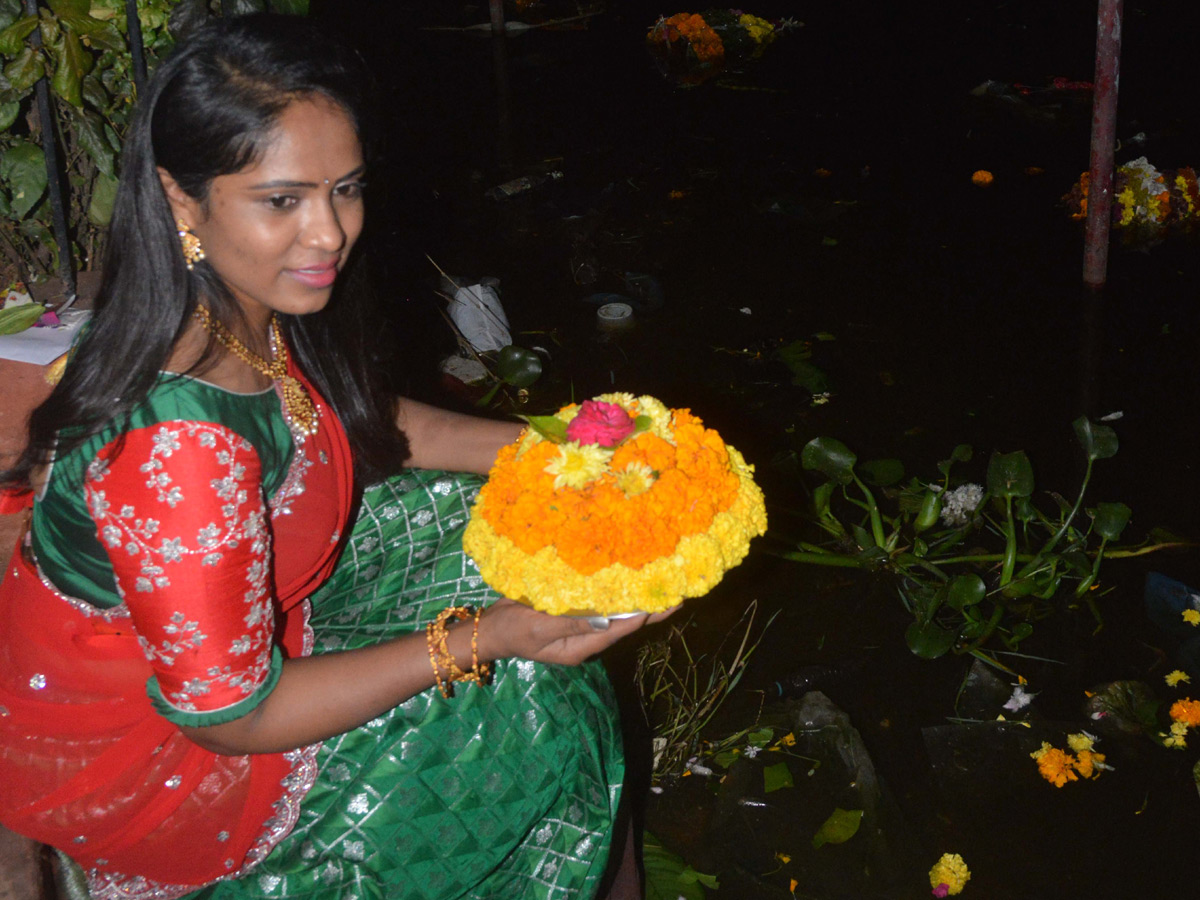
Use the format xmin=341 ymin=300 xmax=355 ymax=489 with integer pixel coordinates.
xmin=1183 ymin=609 xmax=1200 ymax=626
xmin=463 ymin=393 xmax=767 ymax=614
xmin=1031 ymin=742 xmax=1079 ymax=787
xmin=1166 ymin=670 xmax=1192 ymax=687
xmin=971 ymin=170 xmax=994 ymax=187
xmin=928 ymin=852 xmax=970 ymax=896
xmin=1170 ymin=698 xmax=1200 ymax=728
xmin=1003 ymin=684 xmax=1036 ymax=712
xmin=938 ymin=483 xmax=984 ymax=527
xmin=1065 ymin=731 xmax=1096 ymax=753
xmin=1164 ymin=720 xmax=1189 ymax=749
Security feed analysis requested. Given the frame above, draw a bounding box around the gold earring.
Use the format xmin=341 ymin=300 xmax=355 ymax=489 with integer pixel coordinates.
xmin=177 ymin=219 xmax=205 ymax=270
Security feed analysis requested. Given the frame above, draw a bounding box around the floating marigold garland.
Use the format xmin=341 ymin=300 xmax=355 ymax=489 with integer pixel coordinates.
xmin=463 ymin=393 xmax=767 ymax=615
xmin=646 ymin=10 xmax=793 ymax=86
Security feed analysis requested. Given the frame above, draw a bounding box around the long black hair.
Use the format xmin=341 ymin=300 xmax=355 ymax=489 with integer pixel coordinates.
xmin=2 ymin=14 xmax=409 ymax=489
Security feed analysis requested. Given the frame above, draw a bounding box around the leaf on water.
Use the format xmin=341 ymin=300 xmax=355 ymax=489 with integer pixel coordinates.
xmin=945 ymin=573 xmax=985 ymax=610
xmin=811 ymin=808 xmax=863 ymax=848
xmin=859 ymin=458 xmax=904 ymax=487
xmin=801 ymin=437 xmax=856 ymax=484
xmin=1092 ymin=501 xmax=1132 ymax=541
xmin=763 ymin=761 xmax=794 ymax=793
xmin=986 ymin=450 xmax=1034 ymax=499
xmin=905 ymin=620 xmax=954 ymax=659
xmin=494 ymin=345 xmax=542 ymax=388
xmin=1073 ymin=416 xmax=1118 ymax=461
xmin=746 ymin=727 xmax=774 ymax=748
xmin=643 ymin=833 xmax=707 ymax=900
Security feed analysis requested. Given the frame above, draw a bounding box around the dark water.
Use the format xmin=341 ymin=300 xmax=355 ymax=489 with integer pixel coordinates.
xmin=320 ymin=1 xmax=1200 ymax=896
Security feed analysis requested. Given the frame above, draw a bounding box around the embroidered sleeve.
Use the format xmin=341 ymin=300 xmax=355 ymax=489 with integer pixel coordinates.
xmin=84 ymin=422 xmax=283 ymax=727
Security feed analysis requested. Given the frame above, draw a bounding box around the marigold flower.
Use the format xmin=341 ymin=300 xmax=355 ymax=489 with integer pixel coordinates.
xmin=1065 ymin=732 xmax=1095 ymax=754
xmin=1166 ymin=670 xmax=1191 ymax=687
xmin=1182 ymin=609 xmax=1200 ymax=626
xmin=1031 ymin=742 xmax=1078 ymax=787
xmin=928 ymin=853 xmax=970 ymax=896
xmin=1072 ymin=749 xmax=1106 ymax=779
xmin=971 ymin=170 xmax=994 ymax=187
xmin=1170 ymin=698 xmax=1200 ymax=727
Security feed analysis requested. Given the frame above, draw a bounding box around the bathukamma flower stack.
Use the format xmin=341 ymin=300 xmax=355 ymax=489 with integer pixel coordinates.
xmin=463 ymin=394 xmax=766 ymax=615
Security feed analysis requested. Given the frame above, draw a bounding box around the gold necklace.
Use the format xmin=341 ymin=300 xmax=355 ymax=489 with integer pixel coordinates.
xmin=193 ymin=306 xmax=319 ymax=438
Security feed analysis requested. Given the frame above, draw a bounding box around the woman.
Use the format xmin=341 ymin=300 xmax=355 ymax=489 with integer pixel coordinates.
xmin=0 ymin=16 xmax=663 ymax=900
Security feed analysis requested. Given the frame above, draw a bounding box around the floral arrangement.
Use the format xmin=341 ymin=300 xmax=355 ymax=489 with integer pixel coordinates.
xmin=1029 ymin=731 xmax=1109 ymax=787
xmin=462 ymin=393 xmax=766 ymax=615
xmin=646 ymin=10 xmax=796 ymax=85
xmin=928 ymin=853 xmax=970 ymax=897
xmin=1065 ymin=159 xmax=1200 ymax=230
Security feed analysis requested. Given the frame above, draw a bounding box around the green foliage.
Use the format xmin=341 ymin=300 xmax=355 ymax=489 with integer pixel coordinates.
xmin=643 ymin=833 xmax=712 ymax=900
xmin=0 ymin=0 xmax=307 ymax=282
xmin=811 ymin=808 xmax=863 ymax=849
xmin=779 ymin=418 xmax=1183 ymax=659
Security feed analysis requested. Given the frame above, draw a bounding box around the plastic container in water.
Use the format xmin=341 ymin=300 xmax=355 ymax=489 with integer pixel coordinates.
xmin=596 ymin=302 xmax=634 ymax=332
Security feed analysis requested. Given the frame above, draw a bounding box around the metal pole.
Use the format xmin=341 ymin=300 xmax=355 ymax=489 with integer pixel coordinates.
xmin=124 ymin=0 xmax=147 ymax=96
xmin=1082 ymin=0 xmax=1123 ymax=289
xmin=489 ymin=0 xmax=505 ymax=35
xmin=23 ymin=0 xmax=75 ymax=299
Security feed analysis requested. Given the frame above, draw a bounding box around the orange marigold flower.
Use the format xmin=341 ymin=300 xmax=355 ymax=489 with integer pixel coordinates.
xmin=1170 ymin=698 xmax=1200 ymax=727
xmin=971 ymin=169 xmax=994 ymax=187
xmin=1030 ymin=742 xmax=1078 ymax=787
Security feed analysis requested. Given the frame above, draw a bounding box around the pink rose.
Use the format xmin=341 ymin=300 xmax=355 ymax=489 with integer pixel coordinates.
xmin=565 ymin=400 xmax=636 ymax=447
xmin=932 ymin=885 xmax=949 ymax=898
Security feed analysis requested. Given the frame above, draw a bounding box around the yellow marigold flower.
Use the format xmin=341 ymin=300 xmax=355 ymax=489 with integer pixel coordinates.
xmin=1073 ymin=749 xmax=1105 ymax=780
xmin=1170 ymin=698 xmax=1200 ymax=727
xmin=1066 ymin=732 xmax=1095 ymax=754
xmin=1166 ymin=670 xmax=1192 ymax=687
xmin=928 ymin=852 xmax=970 ymax=896
xmin=1031 ymin=743 xmax=1078 ymax=787
xmin=1164 ymin=722 xmax=1189 ymax=749
xmin=544 ymin=442 xmax=610 ymax=490
xmin=1183 ymin=609 xmax=1200 ymax=626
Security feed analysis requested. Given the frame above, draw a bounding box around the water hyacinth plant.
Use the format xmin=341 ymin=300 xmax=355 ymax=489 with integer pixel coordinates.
xmin=777 ymin=417 xmax=1186 ymax=661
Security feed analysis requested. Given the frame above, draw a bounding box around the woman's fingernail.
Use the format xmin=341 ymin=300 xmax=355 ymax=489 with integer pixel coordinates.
xmin=587 ymin=616 xmax=610 ymax=631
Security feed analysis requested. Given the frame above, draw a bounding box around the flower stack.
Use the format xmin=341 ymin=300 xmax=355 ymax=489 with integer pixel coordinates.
xmin=647 ymin=10 xmax=789 ymax=86
xmin=463 ymin=394 xmax=766 ymax=615
xmin=1064 ymin=158 xmax=1200 ymax=236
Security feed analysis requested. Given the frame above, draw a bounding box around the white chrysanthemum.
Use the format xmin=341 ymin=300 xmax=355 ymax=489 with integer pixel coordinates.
xmin=939 ymin=483 xmax=984 ymax=527
xmin=544 ymin=442 xmax=611 ymax=490
xmin=615 ymin=462 xmax=656 ymax=497
xmin=637 ymin=396 xmax=674 ymax=441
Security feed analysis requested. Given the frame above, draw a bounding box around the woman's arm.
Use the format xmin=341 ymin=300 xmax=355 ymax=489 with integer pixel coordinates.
xmin=395 ymin=397 xmax=523 ymax=475
xmin=182 ymin=600 xmax=671 ymax=755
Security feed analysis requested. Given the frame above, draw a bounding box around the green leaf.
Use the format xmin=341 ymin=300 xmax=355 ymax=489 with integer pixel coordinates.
xmin=493 ymin=345 xmax=542 ymax=388
xmin=633 ymin=414 xmax=652 ymax=434
xmin=643 ymin=834 xmax=706 ymax=900
xmin=746 ymin=727 xmax=773 ymax=748
xmin=763 ymin=761 xmax=793 ymax=793
xmin=3 ymin=45 xmax=45 ymax=93
xmin=851 ymin=524 xmax=876 ymax=551
xmin=859 ymin=458 xmax=904 ymax=487
xmin=49 ymin=29 xmax=88 ymax=107
xmin=0 ymin=0 xmax=22 ymax=30
xmin=74 ymin=109 xmax=115 ymax=175
xmin=905 ymin=620 xmax=954 ymax=659
xmin=1 ymin=140 xmax=46 ymax=218
xmin=1073 ymin=416 xmax=1118 ymax=461
xmin=801 ymin=437 xmax=856 ymax=485
xmin=945 ymin=573 xmax=985 ymax=610
xmin=811 ymin=808 xmax=863 ymax=848
xmin=679 ymin=867 xmax=719 ymax=890
xmin=0 ymin=98 xmax=17 ymax=129
xmin=1007 ymin=622 xmax=1034 ymax=643
xmin=521 ymin=414 xmax=568 ymax=444
xmin=937 ymin=443 xmax=972 ymax=478
xmin=58 ymin=11 xmax=107 ymax=36
xmin=812 ymin=480 xmax=836 ymax=518
xmin=986 ymin=450 xmax=1034 ymax=499
xmin=776 ymin=340 xmax=829 ymax=392
xmin=0 ymin=302 xmax=45 ymax=334
xmin=86 ymin=170 xmax=117 ymax=225
xmin=1092 ymin=502 xmax=1131 ymax=541
xmin=0 ymin=13 xmax=36 ymax=55
xmin=46 ymin=0 xmax=89 ymax=16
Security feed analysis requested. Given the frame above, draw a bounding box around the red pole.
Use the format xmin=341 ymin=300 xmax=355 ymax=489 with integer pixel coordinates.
xmin=1082 ymin=0 xmax=1124 ymax=289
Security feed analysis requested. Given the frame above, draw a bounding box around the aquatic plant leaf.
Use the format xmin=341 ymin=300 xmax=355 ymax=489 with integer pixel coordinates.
xmin=1073 ymin=416 xmax=1118 ymax=461
xmin=937 ymin=444 xmax=972 ymax=478
xmin=680 ymin=867 xmax=720 ymax=890
xmin=1092 ymin=502 xmax=1131 ymax=541
xmin=521 ymin=415 xmax=568 ymax=444
xmin=1082 ymin=680 xmax=1158 ymax=735
xmin=811 ymin=807 xmax=863 ymax=848
xmin=802 ymin=437 xmax=856 ymax=485
xmin=494 ymin=345 xmax=542 ymax=388
xmin=746 ymin=727 xmax=774 ymax=748
xmin=945 ymin=574 xmax=985 ymax=610
xmin=763 ymin=761 xmax=793 ymax=793
xmin=859 ymin=458 xmax=904 ymax=487
xmin=1007 ymin=622 xmax=1033 ymax=643
xmin=812 ymin=480 xmax=836 ymax=518
xmin=905 ymin=621 xmax=954 ymax=658
xmin=986 ymin=450 xmax=1033 ymax=499
xmin=643 ymin=834 xmax=706 ymax=900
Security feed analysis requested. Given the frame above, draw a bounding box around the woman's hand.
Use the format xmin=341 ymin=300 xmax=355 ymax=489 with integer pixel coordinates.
xmin=477 ymin=597 xmax=678 ymax=667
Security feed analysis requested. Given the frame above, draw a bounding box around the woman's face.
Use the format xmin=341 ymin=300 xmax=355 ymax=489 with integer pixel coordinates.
xmin=167 ymin=96 xmax=366 ymax=324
